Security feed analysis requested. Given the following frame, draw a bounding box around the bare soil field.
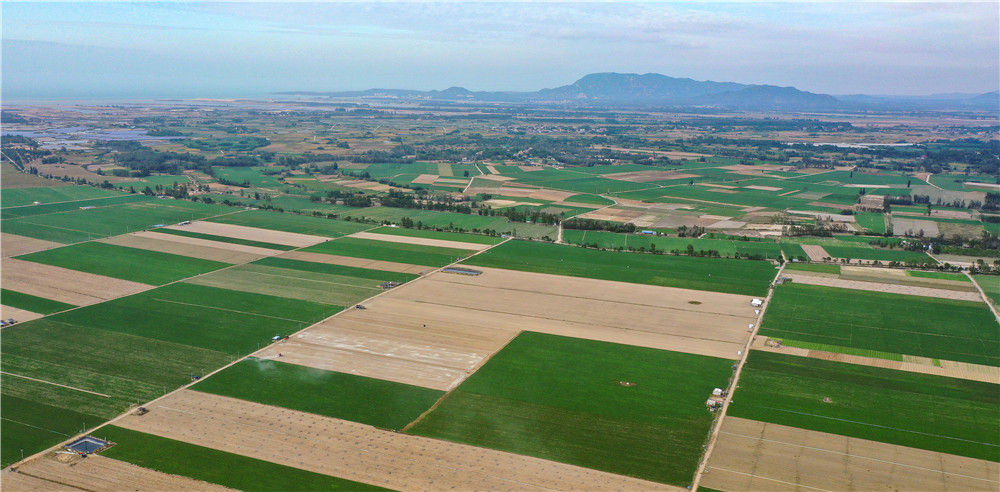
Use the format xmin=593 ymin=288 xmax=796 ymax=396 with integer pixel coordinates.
xmin=4 ymin=453 xmax=232 ymax=492
xmin=259 ymin=266 xmax=755 ymax=390
xmin=603 ymin=170 xmax=699 ymax=183
xmin=465 ymin=186 xmax=576 ymax=202
xmin=0 ymin=305 xmax=44 ymax=324
xmin=840 ymin=266 xmax=978 ymax=291
xmin=277 ymin=250 xmax=434 ymax=274
xmin=784 ymin=272 xmax=982 ymax=301
xmin=753 ymin=338 xmax=1000 ymax=383
xmin=2 ymin=258 xmax=153 ymax=305
xmin=410 ymin=174 xmax=439 ymax=184
xmin=706 ymin=220 xmax=747 ymax=229
xmin=518 ymin=165 xmax=544 ymax=171
xmin=576 ymin=207 xmax=645 ymax=222
xmin=348 ymin=231 xmax=488 ymax=251
xmin=485 ymin=165 xmax=499 ymax=174
xmin=117 ymin=391 xmax=675 ymax=491
xmin=891 ymin=216 xmax=940 ymax=236
xmin=701 ymin=417 xmax=999 ymax=492
xmin=1 ymin=233 xmax=61 ymax=257
xmin=99 ymin=232 xmax=275 ymax=264
xmin=744 ymin=185 xmax=782 ymax=192
xmin=698 ymin=183 xmax=738 ymax=189
xmin=165 ymin=221 xmax=328 ymax=247
xmin=723 ymin=164 xmax=790 ymax=174
xmin=483 ymin=199 xmax=544 ymax=208
xmin=800 ymin=245 xmax=830 ymax=261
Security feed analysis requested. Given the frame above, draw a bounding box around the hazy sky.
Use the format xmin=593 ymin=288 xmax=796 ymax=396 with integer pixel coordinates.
xmin=3 ymin=2 xmax=998 ymax=100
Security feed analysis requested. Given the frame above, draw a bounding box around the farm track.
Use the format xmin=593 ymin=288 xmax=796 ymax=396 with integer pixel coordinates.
xmin=968 ymin=272 xmax=1000 ymax=324
xmin=692 ymin=260 xmax=785 ymax=490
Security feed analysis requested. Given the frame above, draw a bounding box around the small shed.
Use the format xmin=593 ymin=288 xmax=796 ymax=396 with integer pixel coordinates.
xmin=751 ymin=298 xmax=764 ymax=307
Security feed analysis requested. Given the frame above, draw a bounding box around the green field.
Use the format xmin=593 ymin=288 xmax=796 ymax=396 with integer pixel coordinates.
xmin=1 ymin=391 xmax=107 ymax=466
xmin=760 ymin=283 xmax=999 ymax=365
xmin=822 ymin=245 xmax=935 ymax=264
xmin=98 ymin=426 xmax=385 ymax=491
xmin=563 ymin=193 xmax=615 ymax=205
xmin=193 ymin=359 xmax=442 ymax=430
xmin=16 ymin=242 xmax=229 ymax=285
xmin=729 ymin=351 xmax=1000 ymax=461
xmin=252 ymin=256 xmax=418 ymax=283
xmin=1 ymin=194 xmax=151 ymax=220
xmin=51 ymin=283 xmax=339 ymax=354
xmin=186 ymin=260 xmax=401 ymax=306
xmin=563 ymin=230 xmax=807 ymax=261
xmin=302 ymin=237 xmax=473 ymax=267
xmin=205 ymin=209 xmax=368 ymax=237
xmin=463 ymin=240 xmax=776 ymax=296
xmin=369 ymin=226 xmax=503 ymax=245
xmin=2 ymin=200 xmax=232 ymax=243
xmin=906 ymin=270 xmax=970 ymax=282
xmin=1 ymin=319 xmax=233 ymax=465
xmin=974 ymin=275 xmax=1000 ymax=305
xmin=854 ymin=212 xmax=887 ymax=234
xmin=408 ymin=332 xmax=732 ymax=486
xmin=0 ymin=185 xmax=120 ymax=208
xmin=152 ymin=227 xmax=297 ymax=250
xmin=1 ymin=280 xmax=344 ymax=465
xmin=0 ymin=289 xmax=76 ymax=314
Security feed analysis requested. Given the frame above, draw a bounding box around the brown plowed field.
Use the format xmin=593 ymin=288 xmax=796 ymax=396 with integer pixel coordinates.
xmin=275 ymin=250 xmax=434 ymax=274
xmin=784 ymin=271 xmax=982 ymax=301
xmin=164 ymin=221 xmax=327 ymax=247
xmin=117 ymin=391 xmax=677 ymax=491
xmin=4 ymin=454 xmax=233 ymax=492
xmin=410 ymin=174 xmax=439 ymax=184
xmin=99 ymin=231 xmax=276 ymax=263
xmin=1 ymin=233 xmax=61 ymax=257
xmin=800 ymin=244 xmax=830 ymax=261
xmin=0 ymin=305 xmax=45 ymax=323
xmin=701 ymin=417 xmax=999 ymax=492
xmin=603 ymin=170 xmax=699 ymax=183
xmin=349 ymin=231 xmax=487 ymax=251
xmin=258 ymin=266 xmax=755 ymax=389
xmin=2 ymin=258 xmax=153 ymax=306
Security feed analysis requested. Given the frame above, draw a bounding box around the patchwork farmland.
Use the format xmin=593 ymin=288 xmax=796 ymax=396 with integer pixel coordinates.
xmin=2 ymin=95 xmax=999 ymax=492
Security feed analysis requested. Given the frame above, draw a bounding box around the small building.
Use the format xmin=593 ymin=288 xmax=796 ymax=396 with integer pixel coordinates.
xmin=856 ymin=194 xmax=887 ymax=212
xmin=751 ymin=298 xmax=764 ymax=307
xmin=640 ymin=230 xmax=656 ymax=235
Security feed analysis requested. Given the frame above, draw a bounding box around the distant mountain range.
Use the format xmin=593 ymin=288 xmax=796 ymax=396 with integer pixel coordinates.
xmin=278 ymin=72 xmax=1000 ymax=112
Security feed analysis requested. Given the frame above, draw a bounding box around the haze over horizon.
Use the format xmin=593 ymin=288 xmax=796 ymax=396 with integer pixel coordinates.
xmin=3 ymin=2 xmax=998 ymax=101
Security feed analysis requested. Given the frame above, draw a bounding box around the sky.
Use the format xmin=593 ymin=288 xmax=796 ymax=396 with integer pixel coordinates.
xmin=3 ymin=2 xmax=998 ymax=100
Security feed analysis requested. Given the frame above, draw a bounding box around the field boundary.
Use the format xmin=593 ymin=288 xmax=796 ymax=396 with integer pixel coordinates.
xmin=691 ymin=260 xmax=785 ymax=490
xmin=5 ymin=234 xmax=511 ymax=471
xmin=967 ymin=272 xmax=1000 ymax=323
xmin=1 ymin=371 xmax=112 ymax=398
